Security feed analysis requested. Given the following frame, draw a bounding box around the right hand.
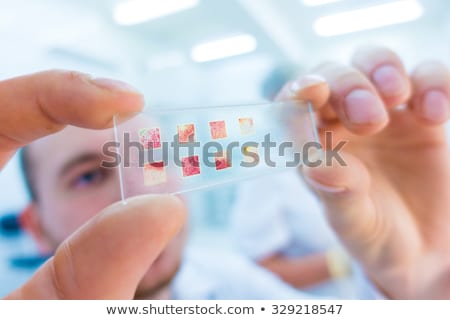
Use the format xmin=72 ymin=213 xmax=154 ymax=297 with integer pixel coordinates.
xmin=278 ymin=46 xmax=450 ymax=299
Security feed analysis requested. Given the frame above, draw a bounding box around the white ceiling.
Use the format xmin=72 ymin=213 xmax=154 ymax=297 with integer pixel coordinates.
xmin=0 ymin=0 xmax=449 ymax=106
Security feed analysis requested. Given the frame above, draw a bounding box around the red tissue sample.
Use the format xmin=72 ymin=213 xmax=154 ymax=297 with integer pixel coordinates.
xmin=238 ymin=117 xmax=254 ymax=135
xmin=181 ymin=155 xmax=201 ymax=177
xmin=209 ymin=120 xmax=227 ymax=139
xmin=139 ymin=128 xmax=161 ymax=149
xmin=215 ymin=152 xmax=230 ymax=170
xmin=177 ymin=124 xmax=195 ymax=143
xmin=143 ymin=161 xmax=166 ymax=186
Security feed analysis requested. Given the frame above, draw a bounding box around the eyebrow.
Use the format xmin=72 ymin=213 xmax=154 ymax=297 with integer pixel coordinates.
xmin=58 ymin=153 xmax=103 ymax=178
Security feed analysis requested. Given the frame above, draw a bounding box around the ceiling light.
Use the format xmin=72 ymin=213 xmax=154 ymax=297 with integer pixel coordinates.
xmin=314 ymin=0 xmax=423 ymax=37
xmin=190 ymin=34 xmax=257 ymax=63
xmin=114 ymin=0 xmax=199 ymax=25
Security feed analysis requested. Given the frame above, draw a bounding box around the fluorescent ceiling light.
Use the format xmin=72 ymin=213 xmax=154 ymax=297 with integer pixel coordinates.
xmin=191 ymin=34 xmax=257 ymax=63
xmin=314 ymin=0 xmax=423 ymax=37
xmin=303 ymin=0 xmax=342 ymax=6
xmin=114 ymin=0 xmax=199 ymax=25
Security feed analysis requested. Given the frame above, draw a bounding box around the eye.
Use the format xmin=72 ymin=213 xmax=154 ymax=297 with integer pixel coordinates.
xmin=72 ymin=169 xmax=104 ymax=189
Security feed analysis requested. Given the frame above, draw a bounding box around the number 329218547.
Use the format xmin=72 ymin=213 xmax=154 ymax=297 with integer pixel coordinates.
xmin=271 ymin=304 xmax=343 ymax=315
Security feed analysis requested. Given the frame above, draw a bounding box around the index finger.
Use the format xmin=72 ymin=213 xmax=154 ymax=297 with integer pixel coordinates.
xmin=275 ymin=74 xmax=330 ymax=110
xmin=0 ymin=70 xmax=144 ymax=164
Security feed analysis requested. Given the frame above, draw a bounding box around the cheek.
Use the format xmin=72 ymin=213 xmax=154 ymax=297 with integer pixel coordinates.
xmin=39 ymin=187 xmax=120 ymax=243
xmin=40 ymin=201 xmax=93 ymax=242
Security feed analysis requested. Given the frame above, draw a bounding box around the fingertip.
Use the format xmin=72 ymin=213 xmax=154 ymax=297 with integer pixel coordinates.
xmin=410 ymin=61 xmax=450 ymax=126
xmin=89 ymin=78 xmax=142 ymax=95
xmin=352 ymin=45 xmax=402 ymax=76
xmin=371 ymin=64 xmax=411 ymax=107
xmin=110 ymin=194 xmax=188 ymax=231
xmin=352 ymin=46 xmax=411 ymax=108
xmin=342 ymin=89 xmax=389 ymax=135
xmin=276 ymin=74 xmax=330 ymax=110
xmin=89 ymin=77 xmax=145 ymax=114
xmin=310 ymin=62 xmax=391 ymax=134
xmin=413 ymin=90 xmax=450 ymax=125
xmin=297 ymin=79 xmax=330 ymax=110
xmin=40 ymin=70 xmax=145 ymax=129
xmin=142 ymin=194 xmax=188 ymax=224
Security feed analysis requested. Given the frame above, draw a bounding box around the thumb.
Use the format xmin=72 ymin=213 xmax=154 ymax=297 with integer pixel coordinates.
xmin=4 ymin=194 xmax=186 ymax=300
xmin=301 ymin=153 xmax=384 ymax=263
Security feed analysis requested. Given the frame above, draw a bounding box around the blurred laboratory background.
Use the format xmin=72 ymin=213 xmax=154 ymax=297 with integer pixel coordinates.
xmin=0 ymin=0 xmax=449 ymax=295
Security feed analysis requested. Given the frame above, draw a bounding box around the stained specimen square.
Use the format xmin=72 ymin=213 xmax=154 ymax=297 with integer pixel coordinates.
xmin=143 ymin=161 xmax=166 ymax=186
xmin=181 ymin=155 xmax=201 ymax=177
xmin=215 ymin=152 xmax=230 ymax=170
xmin=177 ymin=123 xmax=196 ymax=143
xmin=209 ymin=120 xmax=227 ymax=139
xmin=238 ymin=117 xmax=254 ymax=135
xmin=242 ymin=146 xmax=259 ymax=164
xmin=139 ymin=128 xmax=161 ymax=149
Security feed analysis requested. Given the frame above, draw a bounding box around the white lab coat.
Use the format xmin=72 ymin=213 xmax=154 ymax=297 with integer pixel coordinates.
xmin=171 ymin=247 xmax=380 ymax=300
xmin=230 ymin=170 xmax=375 ymax=298
xmin=172 ymin=248 xmax=314 ymax=299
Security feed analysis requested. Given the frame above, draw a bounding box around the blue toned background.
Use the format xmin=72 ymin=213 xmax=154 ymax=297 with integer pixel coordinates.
xmin=1 ymin=0 xmax=450 ymax=296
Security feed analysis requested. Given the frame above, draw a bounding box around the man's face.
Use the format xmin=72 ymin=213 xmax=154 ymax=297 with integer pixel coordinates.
xmin=26 ymin=125 xmax=187 ymax=297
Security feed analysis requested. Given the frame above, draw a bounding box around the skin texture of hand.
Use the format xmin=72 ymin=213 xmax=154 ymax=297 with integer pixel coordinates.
xmin=259 ymin=253 xmax=332 ymax=289
xmin=278 ymin=46 xmax=450 ymax=299
xmin=1 ymin=70 xmax=187 ymax=299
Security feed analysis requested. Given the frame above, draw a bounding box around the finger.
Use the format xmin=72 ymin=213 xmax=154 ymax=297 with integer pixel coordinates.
xmin=310 ymin=62 xmax=389 ymax=135
xmin=0 ymin=70 xmax=144 ymax=161
xmin=352 ymin=46 xmax=411 ymax=108
xmin=410 ymin=61 xmax=450 ymax=125
xmin=301 ymin=153 xmax=423 ymax=297
xmin=5 ymin=194 xmax=186 ymax=299
xmin=275 ymin=74 xmax=330 ymax=110
xmin=301 ymin=153 xmax=382 ymax=261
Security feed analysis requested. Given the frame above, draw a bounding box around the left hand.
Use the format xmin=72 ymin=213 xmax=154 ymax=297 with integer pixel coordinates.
xmin=0 ymin=70 xmax=186 ymax=299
